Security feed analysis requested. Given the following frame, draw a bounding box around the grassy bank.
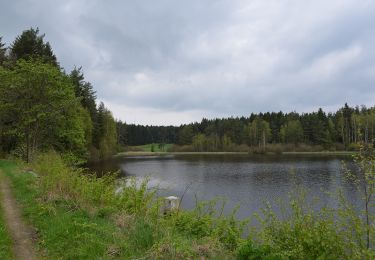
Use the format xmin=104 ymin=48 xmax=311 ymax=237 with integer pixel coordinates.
xmin=0 ymin=152 xmax=373 ymax=259
xmin=2 ymin=162 xmax=133 ymax=258
xmin=0 ymin=171 xmax=13 ymax=260
xmin=117 ymin=150 xmax=354 ymax=157
xmin=127 ymin=143 xmax=174 ymax=152
xmin=282 ymin=151 xmax=355 ymax=155
xmin=125 ymin=143 xmax=356 ymax=156
xmin=0 ymin=156 xmax=241 ymax=258
xmin=117 ymin=151 xmax=249 ymax=157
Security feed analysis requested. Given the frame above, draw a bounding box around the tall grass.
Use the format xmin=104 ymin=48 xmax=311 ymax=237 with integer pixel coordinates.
xmin=1 ymin=150 xmax=374 ymax=259
xmin=3 ymin=153 xmax=245 ymax=258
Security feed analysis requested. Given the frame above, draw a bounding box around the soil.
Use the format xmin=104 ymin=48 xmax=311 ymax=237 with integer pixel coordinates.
xmin=0 ymin=174 xmax=37 ymax=260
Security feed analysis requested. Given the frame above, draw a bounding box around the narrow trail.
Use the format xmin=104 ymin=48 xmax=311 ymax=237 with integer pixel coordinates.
xmin=0 ymin=173 xmax=37 ymax=260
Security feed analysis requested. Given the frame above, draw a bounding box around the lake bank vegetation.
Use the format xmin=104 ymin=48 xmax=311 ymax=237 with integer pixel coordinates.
xmin=1 ymin=148 xmax=374 ymax=258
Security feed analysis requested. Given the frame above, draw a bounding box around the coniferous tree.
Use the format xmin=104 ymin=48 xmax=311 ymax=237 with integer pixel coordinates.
xmin=0 ymin=37 xmax=7 ymax=66
xmin=9 ymin=27 xmax=58 ymax=67
xmin=69 ymin=67 xmax=97 ymax=120
xmin=94 ymin=102 xmax=117 ymax=159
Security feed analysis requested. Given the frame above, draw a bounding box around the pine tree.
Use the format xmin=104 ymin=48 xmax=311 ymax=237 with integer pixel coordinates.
xmin=0 ymin=36 xmax=7 ymax=66
xmin=10 ymin=27 xmax=58 ymax=66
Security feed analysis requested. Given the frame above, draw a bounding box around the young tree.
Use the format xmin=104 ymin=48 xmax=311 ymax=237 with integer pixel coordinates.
xmin=280 ymin=120 xmax=304 ymax=145
xmin=178 ymin=125 xmax=194 ymax=145
xmin=69 ymin=67 xmax=97 ymax=119
xmin=192 ymin=133 xmax=206 ymax=152
xmin=345 ymin=145 xmax=375 ymax=250
xmin=0 ymin=59 xmax=86 ymax=162
xmin=95 ymin=102 xmax=117 ymax=159
xmin=246 ymin=117 xmax=271 ymax=150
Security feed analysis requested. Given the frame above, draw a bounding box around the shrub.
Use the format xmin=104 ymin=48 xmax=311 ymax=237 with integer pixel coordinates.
xmin=253 ymin=193 xmax=349 ymax=259
xmin=237 ymin=240 xmax=276 ymax=260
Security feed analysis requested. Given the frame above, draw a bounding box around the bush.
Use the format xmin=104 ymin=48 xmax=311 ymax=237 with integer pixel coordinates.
xmin=169 ymin=145 xmax=195 ymax=152
xmin=348 ymin=143 xmax=361 ymax=151
xmin=252 ymin=192 xmax=350 ymax=259
xmin=237 ymin=240 xmax=276 ymax=260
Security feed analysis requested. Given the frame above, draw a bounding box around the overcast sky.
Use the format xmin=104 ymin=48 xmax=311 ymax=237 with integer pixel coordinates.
xmin=1 ymin=0 xmax=375 ymax=125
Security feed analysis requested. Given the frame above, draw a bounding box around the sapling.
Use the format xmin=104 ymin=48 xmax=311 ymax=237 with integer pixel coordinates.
xmin=345 ymin=144 xmax=375 ymax=250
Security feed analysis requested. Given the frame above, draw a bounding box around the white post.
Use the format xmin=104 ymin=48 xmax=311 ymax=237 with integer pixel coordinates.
xmin=163 ymin=196 xmax=180 ymax=214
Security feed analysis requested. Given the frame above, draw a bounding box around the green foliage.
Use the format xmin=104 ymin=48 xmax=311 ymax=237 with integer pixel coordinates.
xmin=1 ymin=153 xmax=238 ymax=258
xmin=0 ymin=36 xmax=7 ymax=66
xmin=0 ymin=59 xmax=87 ymax=162
xmin=280 ymin=120 xmax=304 ymax=144
xmin=249 ymin=201 xmax=348 ymax=259
xmin=9 ymin=27 xmax=58 ymax=66
xmin=179 ymin=125 xmax=194 ymax=145
xmin=2 ymin=151 xmax=375 ymax=258
xmin=237 ymin=240 xmax=275 ymax=260
xmin=175 ymin=211 xmax=213 ymax=238
xmin=130 ymin=218 xmax=155 ymax=251
xmin=0 ymin=29 xmax=118 ymax=162
xmin=0 ymin=160 xmax=130 ymax=259
xmin=69 ymin=67 xmax=97 ymax=121
xmin=190 ymin=133 xmax=237 ymax=152
xmin=93 ymin=102 xmax=117 ymax=160
xmin=123 ymin=104 xmax=375 ymax=152
xmin=246 ymin=117 xmax=271 ymax=150
xmin=342 ymin=145 xmax=375 ymax=252
xmin=174 ymin=199 xmax=247 ymax=250
xmin=127 ymin=143 xmax=173 ymax=152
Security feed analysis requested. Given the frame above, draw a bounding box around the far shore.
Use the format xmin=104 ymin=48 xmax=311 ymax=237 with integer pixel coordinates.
xmin=115 ymin=151 xmax=356 ymax=157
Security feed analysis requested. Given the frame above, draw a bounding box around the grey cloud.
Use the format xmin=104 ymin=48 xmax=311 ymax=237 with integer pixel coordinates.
xmin=1 ymin=0 xmax=375 ymax=125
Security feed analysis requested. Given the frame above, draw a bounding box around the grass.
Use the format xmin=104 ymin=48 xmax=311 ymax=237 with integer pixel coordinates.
xmin=128 ymin=143 xmax=173 ymax=152
xmin=0 ymin=170 xmax=13 ymax=260
xmin=0 ymin=155 xmax=238 ymax=259
xmin=0 ymin=150 xmax=373 ymax=259
xmin=127 ymin=143 xmax=354 ymax=155
xmin=0 ymin=160 xmax=132 ymax=259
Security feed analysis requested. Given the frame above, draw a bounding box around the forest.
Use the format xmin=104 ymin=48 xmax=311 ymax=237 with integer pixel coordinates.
xmin=0 ymin=28 xmax=117 ymax=162
xmin=120 ymin=104 xmax=375 ymax=152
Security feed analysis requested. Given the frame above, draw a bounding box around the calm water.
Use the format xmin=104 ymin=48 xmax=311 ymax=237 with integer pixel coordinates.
xmin=88 ymin=154 xmax=361 ymax=219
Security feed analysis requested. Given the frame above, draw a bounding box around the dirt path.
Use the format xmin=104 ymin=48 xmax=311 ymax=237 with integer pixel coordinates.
xmin=0 ymin=173 xmax=37 ymax=260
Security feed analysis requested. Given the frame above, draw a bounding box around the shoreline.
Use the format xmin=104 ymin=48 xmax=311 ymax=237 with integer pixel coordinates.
xmin=115 ymin=151 xmax=356 ymax=157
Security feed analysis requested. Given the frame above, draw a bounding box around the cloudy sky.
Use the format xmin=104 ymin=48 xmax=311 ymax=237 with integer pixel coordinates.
xmin=1 ymin=0 xmax=375 ymax=125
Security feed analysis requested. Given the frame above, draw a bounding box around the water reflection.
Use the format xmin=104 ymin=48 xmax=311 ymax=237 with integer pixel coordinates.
xmin=88 ymin=154 xmax=361 ymax=219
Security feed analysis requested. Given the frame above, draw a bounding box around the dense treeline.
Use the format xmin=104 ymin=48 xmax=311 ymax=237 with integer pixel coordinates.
xmin=119 ymin=105 xmax=375 ymax=152
xmin=117 ymin=123 xmax=179 ymax=146
xmin=0 ymin=28 xmax=117 ymax=162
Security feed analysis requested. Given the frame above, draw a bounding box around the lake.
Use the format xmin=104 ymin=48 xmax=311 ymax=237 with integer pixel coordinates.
xmin=88 ymin=154 xmax=361 ymax=220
